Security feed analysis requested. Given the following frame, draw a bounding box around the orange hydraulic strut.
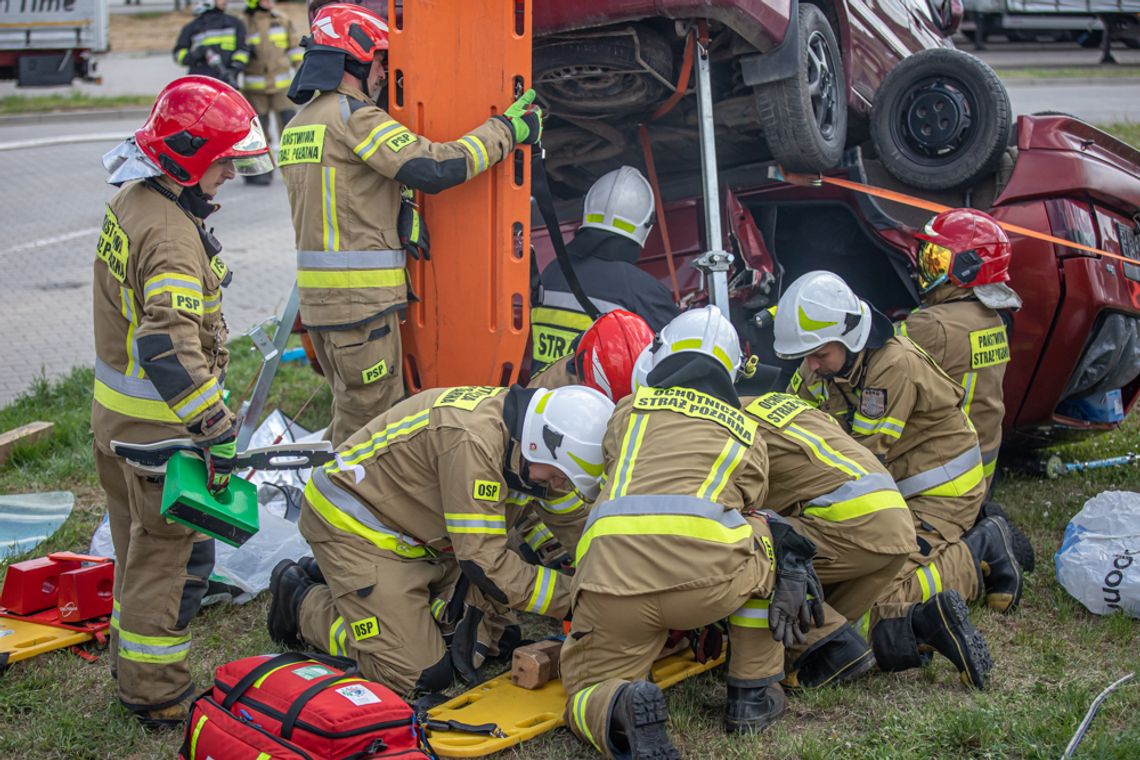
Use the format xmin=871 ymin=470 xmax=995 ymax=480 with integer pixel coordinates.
xmin=778 ymin=168 xmax=1134 ymax=265
xmin=638 ymin=29 xmax=697 ymax=304
xmin=391 ymin=0 xmax=533 ymax=390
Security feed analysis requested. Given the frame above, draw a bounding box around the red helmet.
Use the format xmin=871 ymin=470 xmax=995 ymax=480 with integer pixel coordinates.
xmin=575 ymin=310 xmax=655 ymax=402
xmin=914 ymin=208 xmax=1012 ymax=293
xmin=311 ymin=3 xmax=389 ymax=63
xmin=135 ymin=76 xmax=271 ymax=187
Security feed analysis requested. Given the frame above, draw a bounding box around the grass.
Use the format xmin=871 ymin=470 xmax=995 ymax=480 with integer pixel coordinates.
xmin=996 ymin=66 xmax=1140 ymax=79
xmin=1 ymin=357 xmax=1138 ymax=758
xmin=0 ymin=93 xmax=155 ymax=116
xmin=1098 ymin=121 xmax=1140 ymax=148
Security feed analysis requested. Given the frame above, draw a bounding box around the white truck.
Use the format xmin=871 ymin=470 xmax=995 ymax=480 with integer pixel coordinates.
xmin=0 ymin=0 xmax=109 ymax=85
xmin=961 ymin=0 xmax=1140 ymax=47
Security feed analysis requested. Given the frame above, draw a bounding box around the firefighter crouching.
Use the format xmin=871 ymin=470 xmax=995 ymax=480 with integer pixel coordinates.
xmin=241 ymin=0 xmax=303 ymax=185
xmin=899 ymin=208 xmax=1035 ymax=571
xmin=279 ymin=4 xmax=544 ymax=446
xmin=266 ymin=385 xmax=613 ymax=695
xmin=93 ymin=77 xmax=273 ymax=726
xmin=776 ymin=271 xmax=1020 ymax=688
xmin=561 ymin=307 xmax=828 ymax=758
xmin=740 ymin=391 xmax=918 ymax=688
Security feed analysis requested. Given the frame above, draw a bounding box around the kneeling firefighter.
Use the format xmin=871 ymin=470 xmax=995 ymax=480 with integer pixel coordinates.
xmin=267 ymin=384 xmax=613 ymax=695
xmin=561 ymin=307 xmax=829 ymax=759
xmin=776 ymin=271 xmax=1017 ymax=688
xmin=94 ymin=77 xmax=272 ymax=726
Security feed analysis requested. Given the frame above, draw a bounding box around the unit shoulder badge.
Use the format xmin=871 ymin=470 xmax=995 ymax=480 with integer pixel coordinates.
xmin=860 ymin=387 xmax=888 ymax=419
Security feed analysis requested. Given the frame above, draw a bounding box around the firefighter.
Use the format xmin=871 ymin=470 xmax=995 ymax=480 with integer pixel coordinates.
xmin=899 ymin=208 xmax=1035 ymax=571
xmin=173 ymin=0 xmax=250 ymax=87
xmin=94 ymin=77 xmax=272 ymax=726
xmin=562 ymin=307 xmax=829 ymax=757
xmin=240 ymin=0 xmax=303 ymax=185
xmin=531 ymin=166 xmax=678 ymax=372
xmin=775 ymin=271 xmax=1017 ymax=688
xmin=267 ymin=384 xmax=613 ymax=695
xmin=279 ymin=4 xmax=543 ymax=446
xmin=508 ymin=310 xmax=658 ymax=575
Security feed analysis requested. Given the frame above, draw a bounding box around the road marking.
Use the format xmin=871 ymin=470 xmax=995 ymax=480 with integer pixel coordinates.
xmin=3 ymin=227 xmax=101 ymax=256
xmin=0 ymin=133 xmax=126 ymax=152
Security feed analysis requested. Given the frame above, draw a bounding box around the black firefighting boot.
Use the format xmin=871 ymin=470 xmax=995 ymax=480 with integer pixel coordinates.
xmin=963 ymin=516 xmax=1024 ymax=612
xmin=979 ymin=501 xmax=1036 ymax=573
xmin=297 ymin=555 xmax=326 ymax=584
xmin=134 ymin=693 xmax=195 ymax=731
xmin=607 ymin=680 xmax=680 ymax=759
xmin=786 ymin=624 xmax=876 ymax=689
xmin=267 ymin=559 xmax=318 ymax=650
xmin=873 ymin=590 xmax=992 ymax=690
xmin=724 ymin=680 xmax=787 ymax=734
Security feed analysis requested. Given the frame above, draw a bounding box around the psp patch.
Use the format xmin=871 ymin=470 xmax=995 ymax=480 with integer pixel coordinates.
xmin=860 ymin=387 xmax=888 ymax=419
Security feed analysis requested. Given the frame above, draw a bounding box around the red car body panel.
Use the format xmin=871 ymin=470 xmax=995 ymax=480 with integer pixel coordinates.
xmin=532 ymin=116 xmax=1140 ymax=447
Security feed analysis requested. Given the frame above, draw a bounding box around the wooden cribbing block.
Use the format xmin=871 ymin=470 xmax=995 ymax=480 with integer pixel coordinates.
xmin=0 ymin=421 xmax=53 ymax=467
xmin=511 ymin=639 xmax=563 ymax=690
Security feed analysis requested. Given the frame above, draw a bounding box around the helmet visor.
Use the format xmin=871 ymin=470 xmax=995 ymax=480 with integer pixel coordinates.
xmin=231 ymin=152 xmax=275 ymax=176
xmin=917 ymin=240 xmax=952 ymax=293
xmin=222 ymin=118 xmax=273 ymax=175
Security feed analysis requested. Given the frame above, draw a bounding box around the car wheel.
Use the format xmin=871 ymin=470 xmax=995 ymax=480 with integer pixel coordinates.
xmin=755 ymin=3 xmax=847 ymax=172
xmin=870 ymin=48 xmax=1011 ymax=191
xmin=534 ymin=28 xmax=675 ymax=118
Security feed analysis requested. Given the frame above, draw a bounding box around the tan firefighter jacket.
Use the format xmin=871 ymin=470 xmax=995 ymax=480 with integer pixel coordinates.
xmin=789 ymin=336 xmax=984 ymax=537
xmin=574 ymin=385 xmax=770 ymax=601
xmin=242 ymin=8 xmax=302 ymax=94
xmin=525 ymin=354 xmax=577 ymax=391
xmin=899 ymin=285 xmax=1009 ymax=480
xmin=92 ymin=176 xmax=233 ymax=451
xmin=740 ymin=392 xmax=916 ymax=555
xmin=279 ymin=83 xmax=515 ymax=329
xmin=300 ymin=386 xmax=571 ymax=619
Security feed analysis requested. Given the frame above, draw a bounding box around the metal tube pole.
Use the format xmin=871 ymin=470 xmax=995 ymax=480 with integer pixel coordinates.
xmin=236 ymin=282 xmax=300 ymax=452
xmin=692 ymin=26 xmax=733 ymax=317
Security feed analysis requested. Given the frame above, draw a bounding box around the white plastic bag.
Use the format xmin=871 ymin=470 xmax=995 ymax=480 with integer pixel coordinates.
xmin=1054 ymin=490 xmax=1140 ymax=618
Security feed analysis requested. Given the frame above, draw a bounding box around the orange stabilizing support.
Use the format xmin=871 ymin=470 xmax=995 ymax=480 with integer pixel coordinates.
xmin=391 ymin=0 xmax=532 ymax=390
xmin=779 ymin=168 xmax=1134 ymax=266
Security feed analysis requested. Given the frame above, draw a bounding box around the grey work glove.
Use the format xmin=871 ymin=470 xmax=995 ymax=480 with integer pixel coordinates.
xmin=763 ymin=511 xmax=826 ymax=647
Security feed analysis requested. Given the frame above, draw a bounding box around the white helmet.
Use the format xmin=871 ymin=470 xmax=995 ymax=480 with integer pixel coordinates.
xmin=630 ymin=345 xmax=655 ymax=392
xmin=772 ymin=271 xmax=871 ymax=360
xmin=521 ymin=386 xmax=614 ymax=501
xmin=193 ymin=0 xmax=218 ymax=14
xmin=652 ymin=305 xmax=742 ymax=377
xmin=580 ymin=166 xmax=655 ymax=247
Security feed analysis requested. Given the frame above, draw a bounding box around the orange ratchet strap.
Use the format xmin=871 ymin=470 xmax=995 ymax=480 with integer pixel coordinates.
xmin=777 ymin=168 xmax=1137 ymax=267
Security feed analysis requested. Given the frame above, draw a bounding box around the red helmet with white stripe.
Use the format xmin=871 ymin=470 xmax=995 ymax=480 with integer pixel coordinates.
xmin=310 ymin=3 xmax=388 ymax=63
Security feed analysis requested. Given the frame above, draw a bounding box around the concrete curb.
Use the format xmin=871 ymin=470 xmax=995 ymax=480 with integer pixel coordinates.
xmin=0 ymin=107 xmax=151 ymax=127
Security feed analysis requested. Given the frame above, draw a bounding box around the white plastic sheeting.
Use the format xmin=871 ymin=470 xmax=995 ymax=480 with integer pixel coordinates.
xmin=1055 ymin=490 xmax=1140 ymax=618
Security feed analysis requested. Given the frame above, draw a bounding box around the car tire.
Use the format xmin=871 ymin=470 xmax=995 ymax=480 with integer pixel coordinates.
xmin=534 ymin=28 xmax=675 ymax=117
xmin=870 ymin=48 xmax=1011 ymax=191
xmin=755 ymin=3 xmax=847 ymax=172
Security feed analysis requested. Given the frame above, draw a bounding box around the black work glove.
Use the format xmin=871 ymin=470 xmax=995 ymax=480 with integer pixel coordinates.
xmin=397 ymin=186 xmax=430 ymax=261
xmin=763 ymin=511 xmax=826 ymax=647
xmin=450 ymin=606 xmax=485 ymax=686
xmin=206 ymin=435 xmax=237 ymax=496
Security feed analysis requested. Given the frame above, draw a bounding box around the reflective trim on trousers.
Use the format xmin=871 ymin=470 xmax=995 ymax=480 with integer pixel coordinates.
xmin=728 ymin=599 xmax=770 ymax=629
xmin=305 ymin=467 xmax=429 ymax=558
xmin=916 ymin=563 xmax=943 ymax=601
xmin=328 ymin=616 xmax=348 ymax=656
xmin=570 ymin=683 xmax=604 ymax=752
xmin=538 ymin=289 xmax=625 ymax=316
xmin=982 ymin=447 xmax=998 ymax=478
xmin=115 ymin=625 xmax=192 ymax=664
xmin=895 ymin=446 xmax=984 ymax=498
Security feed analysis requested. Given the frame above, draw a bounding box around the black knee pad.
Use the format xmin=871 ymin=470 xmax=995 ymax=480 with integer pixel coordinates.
xmin=414 ymin=651 xmax=454 ymax=694
xmin=176 ymin=539 xmax=216 ymax=629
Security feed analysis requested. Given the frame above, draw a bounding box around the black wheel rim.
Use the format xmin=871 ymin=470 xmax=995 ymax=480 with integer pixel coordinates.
xmin=889 ymin=75 xmax=978 ymax=166
xmin=806 ymin=30 xmax=839 ymax=141
xmin=536 ymin=64 xmax=659 ymax=115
